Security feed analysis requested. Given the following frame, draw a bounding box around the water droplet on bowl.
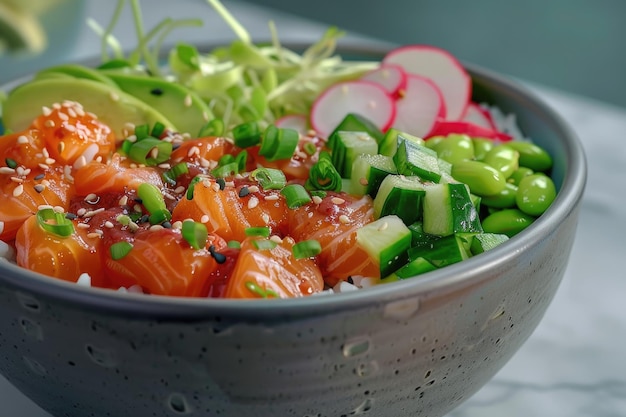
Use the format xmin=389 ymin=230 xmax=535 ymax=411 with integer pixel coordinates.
xmin=342 ymin=337 xmax=370 ymax=358
xmin=85 ymin=344 xmax=117 ymax=368
xmin=354 ymin=360 xmax=379 ymax=377
xmin=19 ymin=316 xmax=43 ymax=340
xmin=383 ymin=297 xmax=419 ymax=320
xmin=167 ymin=392 xmax=192 ymax=414
xmin=16 ymin=292 xmax=41 ymax=312
xmin=23 ymin=356 xmax=46 ymax=376
xmin=351 ymin=397 xmax=375 ymax=414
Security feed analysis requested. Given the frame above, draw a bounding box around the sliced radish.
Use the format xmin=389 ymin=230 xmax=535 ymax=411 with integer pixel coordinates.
xmin=383 ymin=45 xmax=471 ymax=121
xmin=425 ymin=119 xmax=513 ymax=142
xmin=275 ymin=114 xmax=309 ymax=134
xmin=462 ymin=102 xmax=497 ymax=130
xmin=392 ymin=74 xmax=446 ymax=138
xmin=310 ymin=80 xmax=396 ymax=139
xmin=360 ymin=63 xmax=407 ymax=98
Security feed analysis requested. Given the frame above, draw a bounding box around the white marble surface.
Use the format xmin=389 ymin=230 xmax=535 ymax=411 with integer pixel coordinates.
xmin=1 ymin=0 xmax=624 ymax=416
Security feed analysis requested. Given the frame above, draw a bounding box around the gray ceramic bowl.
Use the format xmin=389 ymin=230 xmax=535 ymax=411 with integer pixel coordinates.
xmin=0 ymin=46 xmax=586 ymax=417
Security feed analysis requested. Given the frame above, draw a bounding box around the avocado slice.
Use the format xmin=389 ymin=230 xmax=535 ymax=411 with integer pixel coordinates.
xmin=102 ymin=71 xmax=214 ymax=136
xmin=2 ymin=77 xmax=175 ymax=138
xmin=36 ymin=64 xmax=119 ymax=87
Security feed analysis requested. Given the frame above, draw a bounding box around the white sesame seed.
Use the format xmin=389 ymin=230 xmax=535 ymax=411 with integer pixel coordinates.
xmin=84 ymin=208 xmax=105 ymax=218
xmin=187 ymin=146 xmax=200 ymax=158
xmin=95 ymin=156 xmax=102 ymax=163
xmin=118 ymin=195 xmax=129 ymax=206
xmin=12 ymin=184 xmax=23 ymax=197
xmin=378 ymin=221 xmax=389 ymax=231
xmin=109 ymin=91 xmax=120 ymax=102
xmin=308 ymin=212 xmax=314 ymax=218
xmin=312 ymin=196 xmax=323 ymax=205
xmin=38 ymin=204 xmax=53 ymax=210
xmin=199 ymin=157 xmax=211 ymax=168
xmin=87 ymin=232 xmax=101 ymax=239
xmin=0 ymin=167 xmax=15 ymax=174
xmin=339 ymin=214 xmax=350 ymax=224
xmin=76 ymin=273 xmax=91 ymax=287
xmin=64 ymin=124 xmax=77 ymax=133
xmin=74 ymin=106 xmax=85 ymax=117
xmin=184 ymin=94 xmax=192 ymax=107
xmin=52 ymin=103 xmax=61 ymax=110
xmin=174 ymin=186 xmax=185 ymax=194
xmin=172 ymin=221 xmax=183 ymax=230
xmin=163 ymin=192 xmax=176 ymax=201
xmin=84 ymin=193 xmax=98 ymax=202
xmin=58 ymin=112 xmax=69 ymax=121
xmin=76 ymin=222 xmax=89 ymax=229
xmin=264 ymin=194 xmax=279 ymax=201
xmin=41 ymin=179 xmax=51 ymax=187
xmin=247 ymin=185 xmax=260 ymax=193
xmin=53 ymin=206 xmax=65 ymax=213
xmin=133 ymin=204 xmax=142 ymax=213
xmin=17 ymin=135 xmax=29 ymax=144
xmin=262 ymin=213 xmax=270 ymax=224
xmin=157 ymin=163 xmax=171 ymax=169
xmin=45 ymin=158 xmax=56 ymax=165
xmin=331 ymin=197 xmax=345 ymax=205
xmin=359 ymin=177 xmax=369 ymax=186
xmin=225 ymin=181 xmax=235 ymax=188
xmin=269 ymin=235 xmax=283 ymax=243
xmin=10 ymin=177 xmax=24 ymax=183
xmin=42 ymin=106 xmax=52 ymax=116
xmin=104 ymin=221 xmax=115 ymax=229
xmin=149 ymin=225 xmax=163 ymax=232
xmin=149 ymin=147 xmax=159 ymax=160
xmin=200 ymin=215 xmax=210 ymax=223
xmin=76 ymin=208 xmax=87 ymax=217
xmin=67 ymin=107 xmax=77 ymax=118
xmin=248 ymin=196 xmax=259 ymax=209
xmin=44 ymin=120 xmax=55 ymax=128
xmin=38 ymin=163 xmax=50 ymax=171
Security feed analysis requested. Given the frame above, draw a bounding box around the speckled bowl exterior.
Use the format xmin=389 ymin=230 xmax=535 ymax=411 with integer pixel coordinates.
xmin=0 ymin=49 xmax=586 ymax=417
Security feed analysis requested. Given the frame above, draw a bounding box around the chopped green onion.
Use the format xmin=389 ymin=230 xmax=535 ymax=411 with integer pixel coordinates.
xmin=110 ymin=241 xmax=133 ymax=260
xmin=162 ymin=162 xmax=189 ymax=185
xmin=218 ymin=154 xmax=235 ymax=166
xmin=137 ymin=183 xmax=171 ymax=224
xmin=186 ymin=176 xmax=204 ymax=200
xmin=36 ymin=208 xmax=74 ymax=237
xmin=292 ymin=240 xmax=322 ymax=259
xmin=244 ymin=281 xmax=279 ymax=298
xmin=280 ymin=184 xmax=311 ymax=209
xmin=305 ymin=151 xmax=342 ymax=192
xmin=212 ymin=162 xmax=238 ymax=178
xmin=182 ymin=221 xmax=208 ymax=250
xmin=198 ymin=118 xmax=225 ymax=137
xmin=232 ymin=121 xmax=262 ymax=148
xmin=5 ymin=158 xmax=17 ymax=169
xmin=134 ymin=124 xmax=151 ymax=141
xmin=235 ymin=150 xmax=248 ymax=173
xmin=303 ymin=142 xmax=317 ymax=155
xmin=259 ymin=125 xmax=299 ymax=161
xmin=252 ymin=239 xmax=277 ymax=251
xmin=120 ymin=139 xmax=133 ymax=155
xmin=128 ymin=138 xmax=172 ymax=166
xmin=245 ymin=226 xmax=270 ymax=237
xmin=227 ymin=240 xmax=241 ymax=249
xmin=151 ymin=122 xmax=166 ymax=138
xmin=175 ymin=43 xmax=200 ymax=70
xmin=250 ymin=167 xmax=286 ymax=190
xmin=97 ymin=59 xmax=131 ymax=70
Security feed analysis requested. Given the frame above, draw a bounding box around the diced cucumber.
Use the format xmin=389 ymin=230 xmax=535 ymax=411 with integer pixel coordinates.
xmin=407 ymin=234 xmax=469 ymax=268
xmin=423 ymin=182 xmax=483 ymax=236
xmin=373 ymin=175 xmax=426 ymax=225
xmin=330 ymin=131 xmax=379 ymax=178
xmin=384 ymin=256 xmax=437 ymax=281
xmin=408 ymin=221 xmax=442 ymax=248
xmin=350 ymin=153 xmax=397 ymax=197
xmin=470 ymin=233 xmax=509 ymax=255
xmin=379 ymin=128 xmax=424 ymax=157
xmin=356 ymin=215 xmax=412 ymax=277
xmin=327 ymin=113 xmax=384 ymax=149
xmin=393 ymin=137 xmax=442 ymax=183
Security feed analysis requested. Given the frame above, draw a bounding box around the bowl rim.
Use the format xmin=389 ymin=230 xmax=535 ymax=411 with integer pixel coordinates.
xmin=0 ymin=43 xmax=588 ymax=320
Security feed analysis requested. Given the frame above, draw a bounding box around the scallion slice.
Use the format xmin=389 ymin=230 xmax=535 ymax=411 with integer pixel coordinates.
xmin=252 ymin=239 xmax=277 ymax=251
xmin=245 ymin=281 xmax=279 ymax=298
xmin=280 ymin=184 xmax=311 ymax=209
xmin=134 ymin=124 xmax=150 ymax=141
xmin=232 ymin=121 xmax=262 ymax=148
xmin=212 ymin=162 xmax=239 ymax=178
xmin=110 ymin=241 xmax=133 ymax=260
xmin=186 ymin=176 xmax=204 ymax=200
xmin=36 ymin=208 xmax=74 ymax=237
xmin=250 ymin=167 xmax=286 ymax=190
xmin=182 ymin=221 xmax=208 ymax=250
xmin=128 ymin=138 xmax=172 ymax=166
xmin=259 ymin=125 xmax=299 ymax=161
xmin=292 ymin=239 xmax=322 ymax=259
xmin=227 ymin=240 xmax=241 ymax=249
xmin=245 ymin=226 xmax=270 ymax=237
xmin=162 ymin=162 xmax=189 ymax=185
xmin=151 ymin=122 xmax=166 ymax=138
xmin=137 ymin=183 xmax=171 ymax=224
xmin=305 ymin=151 xmax=342 ymax=192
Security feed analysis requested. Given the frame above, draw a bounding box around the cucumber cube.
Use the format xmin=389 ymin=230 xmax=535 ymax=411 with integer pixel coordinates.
xmin=330 ymin=131 xmax=378 ymax=178
xmin=327 ymin=113 xmax=384 ymax=149
xmin=379 ymin=128 xmax=424 ymax=157
xmin=356 ymin=215 xmax=412 ymax=277
xmin=393 ymin=137 xmax=442 ymax=183
xmin=350 ymin=153 xmax=397 ymax=197
xmin=407 ymin=234 xmax=469 ymax=268
xmin=373 ymin=175 xmax=426 ymax=225
xmin=423 ymin=182 xmax=483 ymax=236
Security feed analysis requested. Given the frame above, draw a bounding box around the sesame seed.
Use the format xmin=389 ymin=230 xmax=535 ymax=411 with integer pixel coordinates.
xmin=42 ymin=106 xmax=52 ymax=116
xmin=45 ymin=158 xmax=56 ymax=165
xmin=184 ymin=94 xmax=192 ymax=107
xmin=199 ymin=157 xmax=210 ymax=168
xmin=211 ymin=182 xmax=221 ymax=192
xmin=118 ymin=195 xmax=129 ymax=206
xmin=248 ymin=196 xmax=259 ymax=209
xmin=312 ymin=196 xmax=323 ymax=205
xmin=248 ymin=185 xmax=260 ymax=193
xmin=0 ymin=167 xmax=15 ymax=174
xmin=65 ymin=213 xmax=77 ymax=220
xmin=84 ymin=208 xmax=105 ymax=218
xmin=84 ymin=193 xmax=98 ymax=202
xmin=33 ymin=184 xmax=45 ymax=193
xmin=53 ymin=206 xmax=65 ymax=213
xmin=87 ymin=232 xmax=102 ymax=239
xmin=58 ymin=112 xmax=69 ymax=121
xmin=104 ymin=221 xmax=115 ymax=229
xmin=38 ymin=163 xmax=50 ymax=171
xmin=150 ymin=147 xmax=159 ymax=160
xmin=262 ymin=213 xmax=270 ymax=224
xmin=359 ymin=177 xmax=369 ymax=186
xmin=17 ymin=135 xmax=29 ymax=144
xmin=74 ymin=106 xmax=85 ymax=117
xmin=225 ymin=181 xmax=235 ymax=188
xmin=58 ymin=142 xmax=65 ymax=153
xmin=163 ymin=192 xmax=176 ymax=201
xmin=109 ymin=91 xmax=120 ymax=102
xmin=133 ymin=204 xmax=142 ymax=213
xmin=34 ymin=173 xmax=45 ymax=180
xmin=308 ymin=212 xmax=314 ymax=218
xmin=172 ymin=221 xmax=183 ymax=230
xmin=339 ymin=214 xmax=350 ymax=224
xmin=10 ymin=177 xmax=24 ymax=183
xmin=149 ymin=225 xmax=163 ymax=232
xmin=269 ymin=235 xmax=283 ymax=243
xmin=76 ymin=223 xmax=90 ymax=229
xmin=174 ymin=186 xmax=185 ymax=194
xmin=331 ymin=197 xmax=345 ymax=205
xmin=76 ymin=208 xmax=87 ymax=217
xmin=157 ymin=163 xmax=171 ymax=169
xmin=264 ymin=194 xmax=279 ymax=201
xmin=13 ymin=184 xmax=24 ymax=197
xmin=44 ymin=120 xmax=55 ymax=128
xmin=67 ymin=107 xmax=77 ymax=118
xmin=64 ymin=124 xmax=77 ymax=133
xmin=95 ymin=156 xmax=102 ymax=163
xmin=52 ymin=103 xmax=61 ymax=110
xmin=41 ymin=179 xmax=50 ymax=187
xmin=238 ymin=187 xmax=250 ymax=198
xmin=378 ymin=221 xmax=389 ymax=231
xmin=128 ymin=222 xmax=139 ymax=232
xmin=187 ymin=146 xmax=200 ymax=158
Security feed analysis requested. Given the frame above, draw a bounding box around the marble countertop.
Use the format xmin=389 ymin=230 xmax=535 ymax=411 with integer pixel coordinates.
xmin=1 ymin=1 xmax=624 ymax=416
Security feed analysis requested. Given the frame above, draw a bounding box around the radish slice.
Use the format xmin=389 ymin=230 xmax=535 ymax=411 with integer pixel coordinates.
xmin=462 ymin=102 xmax=497 ymax=130
xmin=275 ymin=114 xmax=309 ymax=134
xmin=360 ymin=63 xmax=407 ymax=98
xmin=310 ymin=80 xmax=396 ymax=139
xmin=392 ymin=74 xmax=446 ymax=138
xmin=383 ymin=45 xmax=471 ymax=121
xmin=426 ymin=119 xmax=513 ymax=142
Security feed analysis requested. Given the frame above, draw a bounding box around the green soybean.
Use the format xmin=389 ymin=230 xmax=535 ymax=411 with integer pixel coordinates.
xmin=451 ymin=160 xmax=506 ymax=196
xmin=482 ymin=144 xmax=519 ymax=179
xmin=472 ymin=137 xmax=495 ymax=161
xmin=424 ymin=136 xmax=445 ymax=150
xmin=431 ymin=134 xmax=475 ymax=164
xmin=481 ymin=182 xmax=518 ymax=209
xmin=505 ymin=141 xmax=553 ymax=172
xmin=515 ymin=174 xmax=556 ymax=216
xmin=508 ymin=166 xmax=534 ymax=186
xmin=482 ymin=208 xmax=536 ymax=237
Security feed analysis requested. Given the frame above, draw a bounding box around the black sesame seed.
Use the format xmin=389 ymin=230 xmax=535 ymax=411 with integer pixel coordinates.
xmin=162 ymin=221 xmax=172 ymax=229
xmin=347 ymin=276 xmax=354 ymax=285
xmin=172 ymin=143 xmax=181 ymax=151
xmin=208 ymin=245 xmax=227 ymax=264
xmin=216 ymin=178 xmax=226 ymax=190
xmin=238 ymin=186 xmax=250 ymax=198
xmin=34 ymin=173 xmax=45 ymax=181
xmin=150 ymin=88 xmax=164 ymax=96
xmin=65 ymin=213 xmax=78 ymax=220
xmin=134 ymin=198 xmax=143 ymax=204
xmin=140 ymin=214 xmax=150 ymax=223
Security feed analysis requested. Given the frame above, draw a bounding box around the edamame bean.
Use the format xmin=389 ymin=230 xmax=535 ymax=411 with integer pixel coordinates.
xmin=481 ymin=182 xmax=518 ymax=209
xmin=515 ymin=173 xmax=556 ymax=216
xmin=431 ymin=134 xmax=475 ymax=164
xmin=482 ymin=208 xmax=536 ymax=237
xmin=451 ymin=160 xmax=506 ymax=196
xmin=482 ymin=144 xmax=519 ymax=179
xmin=508 ymin=166 xmax=534 ymax=186
xmin=424 ymin=136 xmax=445 ymax=150
xmin=471 ymin=137 xmax=494 ymax=161
xmin=505 ymin=141 xmax=553 ymax=172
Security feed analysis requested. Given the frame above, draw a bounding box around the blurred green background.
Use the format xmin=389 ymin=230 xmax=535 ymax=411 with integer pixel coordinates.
xmin=246 ymin=0 xmax=624 ymax=108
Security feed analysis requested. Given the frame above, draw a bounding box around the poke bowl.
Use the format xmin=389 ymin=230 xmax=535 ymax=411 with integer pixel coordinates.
xmin=0 ymin=3 xmax=586 ymax=417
